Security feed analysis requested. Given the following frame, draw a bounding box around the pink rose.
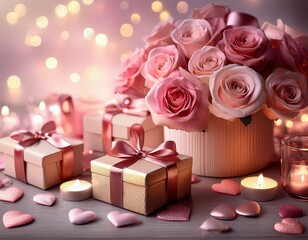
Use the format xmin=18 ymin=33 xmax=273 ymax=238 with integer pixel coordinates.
xmin=209 ymin=64 xmax=265 ymax=120
xmin=188 ymin=46 xmax=226 ymax=83
xmin=140 ymin=45 xmax=186 ymax=88
xmin=263 ymin=68 xmax=308 ymax=120
xmin=190 ymin=3 xmax=230 ymax=20
xmin=171 ymin=19 xmax=214 ymax=58
xmin=218 ymin=26 xmax=273 ymax=74
xmin=262 ymin=21 xmax=308 ymax=77
xmin=114 ymin=48 xmax=148 ymax=98
xmin=144 ymin=18 xmax=175 ymax=48
xmin=145 ymin=68 xmax=210 ymax=132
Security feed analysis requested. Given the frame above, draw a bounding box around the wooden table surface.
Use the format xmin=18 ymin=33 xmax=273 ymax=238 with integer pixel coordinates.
xmin=0 ymin=161 xmax=307 ymax=240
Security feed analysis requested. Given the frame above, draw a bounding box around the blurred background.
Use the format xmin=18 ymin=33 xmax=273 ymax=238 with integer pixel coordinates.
xmin=1 ymin=0 xmax=307 ymax=106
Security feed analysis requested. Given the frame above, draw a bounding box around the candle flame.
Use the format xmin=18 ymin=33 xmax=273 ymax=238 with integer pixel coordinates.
xmin=75 ymin=179 xmax=80 ymax=187
xmin=258 ymin=174 xmax=264 ymax=187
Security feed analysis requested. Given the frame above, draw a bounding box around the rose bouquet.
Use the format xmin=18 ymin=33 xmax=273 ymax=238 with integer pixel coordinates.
xmin=114 ymin=3 xmax=308 ymax=133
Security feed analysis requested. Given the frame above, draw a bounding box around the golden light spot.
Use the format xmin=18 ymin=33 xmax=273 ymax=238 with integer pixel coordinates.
xmin=7 ymin=75 xmax=21 ymax=89
xmin=36 ymin=16 xmax=48 ymax=28
xmin=55 ymin=4 xmax=68 ymax=18
xmin=286 ymin=120 xmax=293 ymax=128
xmin=67 ymin=0 xmax=80 ymax=14
xmin=120 ymin=1 xmax=129 ymax=10
xmin=14 ymin=3 xmax=27 ymax=17
xmin=177 ymin=1 xmax=188 ymax=13
xmin=130 ymin=13 xmax=141 ymax=24
xmin=159 ymin=10 xmax=171 ymax=21
xmin=70 ymin=73 xmax=80 ymax=83
xmin=120 ymin=23 xmax=133 ymax=37
xmin=120 ymin=51 xmax=133 ymax=62
xmin=61 ymin=30 xmax=70 ymax=40
xmin=151 ymin=1 xmax=163 ymax=13
xmin=301 ymin=114 xmax=308 ymax=123
xmin=95 ymin=33 xmax=108 ymax=47
xmin=1 ymin=106 xmax=10 ymax=117
xmin=82 ymin=0 xmax=94 ymax=5
xmin=29 ymin=35 xmax=41 ymax=47
xmin=45 ymin=57 xmax=58 ymax=69
xmin=6 ymin=12 xmax=19 ymax=25
xmin=83 ymin=27 xmax=95 ymax=40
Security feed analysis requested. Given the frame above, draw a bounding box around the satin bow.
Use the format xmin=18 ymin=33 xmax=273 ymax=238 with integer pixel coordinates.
xmin=108 ymin=124 xmax=179 ymax=208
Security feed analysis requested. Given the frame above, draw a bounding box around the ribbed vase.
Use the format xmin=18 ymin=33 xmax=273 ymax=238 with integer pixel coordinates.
xmin=164 ymin=111 xmax=275 ymax=177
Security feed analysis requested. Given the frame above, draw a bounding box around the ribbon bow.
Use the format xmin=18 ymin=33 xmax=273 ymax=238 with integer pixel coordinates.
xmin=102 ymin=96 xmax=149 ymax=153
xmin=108 ymin=124 xmax=179 ymax=208
xmin=10 ymin=121 xmax=74 ymax=184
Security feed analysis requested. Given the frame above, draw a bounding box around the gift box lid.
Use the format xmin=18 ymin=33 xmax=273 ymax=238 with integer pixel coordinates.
xmin=91 ymin=154 xmax=192 ymax=187
xmin=0 ymin=135 xmax=83 ymax=167
xmin=83 ymin=112 xmax=157 ymax=140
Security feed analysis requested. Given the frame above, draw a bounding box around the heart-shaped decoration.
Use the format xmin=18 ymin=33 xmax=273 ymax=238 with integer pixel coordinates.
xmin=200 ymin=217 xmax=230 ymax=232
xmin=274 ymin=218 xmax=304 ymax=235
xmin=69 ymin=208 xmax=96 ymax=225
xmin=33 ymin=193 xmax=56 ymax=206
xmin=279 ymin=204 xmax=303 ymax=218
xmin=157 ymin=204 xmax=191 ymax=221
xmin=3 ymin=210 xmax=34 ymax=228
xmin=0 ymin=178 xmax=13 ymax=188
xmin=191 ymin=175 xmax=201 ymax=184
xmin=212 ymin=179 xmax=240 ymax=196
xmin=0 ymin=186 xmax=23 ymax=202
xmin=210 ymin=203 xmax=237 ymax=220
xmin=107 ymin=210 xmax=139 ymax=227
xmin=236 ymin=201 xmax=261 ymax=217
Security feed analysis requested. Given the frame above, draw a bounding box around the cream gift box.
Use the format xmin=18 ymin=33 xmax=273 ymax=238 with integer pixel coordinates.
xmin=91 ymin=153 xmax=192 ymax=215
xmin=83 ymin=112 xmax=163 ymax=153
xmin=0 ymin=131 xmax=84 ymax=190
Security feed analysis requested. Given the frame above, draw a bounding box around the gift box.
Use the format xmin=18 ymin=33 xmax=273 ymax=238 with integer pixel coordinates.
xmin=83 ymin=112 xmax=163 ymax=153
xmin=0 ymin=122 xmax=84 ymax=189
xmin=90 ymin=124 xmax=192 ymax=215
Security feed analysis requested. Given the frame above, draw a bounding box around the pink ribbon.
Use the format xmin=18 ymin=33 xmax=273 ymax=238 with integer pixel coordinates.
xmin=10 ymin=121 xmax=75 ymax=183
xmin=109 ymin=124 xmax=179 ymax=208
xmin=102 ymin=97 xmax=149 ymax=154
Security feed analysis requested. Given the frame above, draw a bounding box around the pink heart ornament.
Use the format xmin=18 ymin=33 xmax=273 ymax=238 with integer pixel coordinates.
xmin=33 ymin=193 xmax=56 ymax=206
xmin=279 ymin=204 xmax=303 ymax=218
xmin=69 ymin=208 xmax=96 ymax=225
xmin=157 ymin=204 xmax=191 ymax=221
xmin=107 ymin=210 xmax=139 ymax=227
xmin=200 ymin=217 xmax=231 ymax=232
xmin=0 ymin=186 xmax=23 ymax=202
xmin=236 ymin=201 xmax=261 ymax=217
xmin=0 ymin=178 xmax=13 ymax=188
xmin=210 ymin=203 xmax=237 ymax=220
xmin=274 ymin=218 xmax=304 ymax=235
xmin=3 ymin=210 xmax=34 ymax=228
xmin=212 ymin=179 xmax=241 ymax=196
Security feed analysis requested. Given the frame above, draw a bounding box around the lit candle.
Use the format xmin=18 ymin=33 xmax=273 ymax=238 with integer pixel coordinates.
xmin=60 ymin=179 xmax=92 ymax=201
xmin=241 ymin=174 xmax=278 ymax=201
xmin=285 ymin=165 xmax=308 ymax=199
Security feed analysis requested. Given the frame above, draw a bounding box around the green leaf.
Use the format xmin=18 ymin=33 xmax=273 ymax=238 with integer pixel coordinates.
xmin=240 ymin=115 xmax=252 ymax=126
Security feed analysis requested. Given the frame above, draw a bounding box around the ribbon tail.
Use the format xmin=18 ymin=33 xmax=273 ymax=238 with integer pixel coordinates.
xmin=14 ymin=145 xmax=27 ymax=183
xmin=110 ymin=166 xmax=124 ymax=208
xmin=165 ymin=164 xmax=178 ymax=203
xmin=61 ymin=146 xmax=75 ymax=180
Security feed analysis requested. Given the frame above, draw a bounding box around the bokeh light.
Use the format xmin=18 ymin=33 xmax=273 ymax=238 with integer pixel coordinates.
xmin=152 ymin=1 xmax=163 ymax=13
xmin=67 ymin=1 xmax=80 ymax=14
xmin=130 ymin=13 xmax=141 ymax=24
xmin=286 ymin=120 xmax=293 ymax=128
xmin=120 ymin=23 xmax=133 ymax=37
xmin=70 ymin=73 xmax=80 ymax=83
xmin=14 ymin=4 xmax=27 ymax=17
xmin=177 ymin=1 xmax=188 ymax=14
xmin=95 ymin=33 xmax=108 ymax=47
xmin=25 ymin=30 xmax=41 ymax=47
xmin=6 ymin=12 xmax=19 ymax=25
xmin=82 ymin=0 xmax=94 ymax=5
xmin=61 ymin=30 xmax=70 ymax=40
xmin=7 ymin=75 xmax=21 ymax=89
xmin=36 ymin=16 xmax=48 ymax=28
xmin=45 ymin=57 xmax=58 ymax=69
xmin=1 ymin=106 xmax=10 ymax=117
xmin=159 ymin=10 xmax=171 ymax=21
xmin=83 ymin=27 xmax=95 ymax=40
xmin=120 ymin=1 xmax=129 ymax=10
xmin=55 ymin=4 xmax=68 ymax=18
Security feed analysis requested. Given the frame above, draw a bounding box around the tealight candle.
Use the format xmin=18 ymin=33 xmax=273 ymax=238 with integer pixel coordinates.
xmin=241 ymin=174 xmax=278 ymax=201
xmin=60 ymin=179 xmax=92 ymax=201
xmin=285 ymin=165 xmax=308 ymax=199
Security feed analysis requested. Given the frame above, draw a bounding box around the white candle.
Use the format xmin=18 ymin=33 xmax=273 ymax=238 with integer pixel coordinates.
xmin=60 ymin=179 xmax=92 ymax=201
xmin=241 ymin=174 xmax=278 ymax=201
xmin=285 ymin=165 xmax=308 ymax=199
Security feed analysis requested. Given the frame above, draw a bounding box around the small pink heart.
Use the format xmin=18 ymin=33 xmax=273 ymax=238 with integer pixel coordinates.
xmin=3 ymin=210 xmax=34 ymax=228
xmin=157 ymin=204 xmax=191 ymax=221
xmin=279 ymin=204 xmax=303 ymax=218
xmin=274 ymin=218 xmax=304 ymax=235
xmin=33 ymin=193 xmax=56 ymax=206
xmin=212 ymin=179 xmax=241 ymax=196
xmin=191 ymin=175 xmax=201 ymax=184
xmin=69 ymin=208 xmax=96 ymax=225
xmin=200 ymin=217 xmax=231 ymax=232
xmin=0 ymin=178 xmax=13 ymax=188
xmin=107 ymin=210 xmax=139 ymax=227
xmin=0 ymin=186 xmax=23 ymax=202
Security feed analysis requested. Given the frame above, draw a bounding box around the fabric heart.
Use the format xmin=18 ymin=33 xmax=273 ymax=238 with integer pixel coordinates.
xmin=236 ymin=201 xmax=261 ymax=217
xmin=69 ymin=208 xmax=96 ymax=225
xmin=210 ymin=203 xmax=237 ymax=220
xmin=279 ymin=204 xmax=303 ymax=218
xmin=33 ymin=193 xmax=56 ymax=206
xmin=3 ymin=210 xmax=34 ymax=228
xmin=0 ymin=186 xmax=23 ymax=202
xmin=212 ymin=179 xmax=241 ymax=196
xmin=157 ymin=204 xmax=191 ymax=221
xmin=274 ymin=218 xmax=304 ymax=235
xmin=200 ymin=217 xmax=230 ymax=232
xmin=107 ymin=210 xmax=139 ymax=227
xmin=0 ymin=178 xmax=13 ymax=188
xmin=191 ymin=175 xmax=201 ymax=184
